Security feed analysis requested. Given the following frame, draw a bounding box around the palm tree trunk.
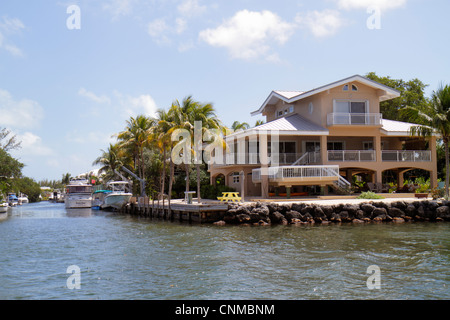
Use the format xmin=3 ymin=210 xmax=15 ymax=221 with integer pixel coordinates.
xmin=161 ymin=145 xmax=166 ymax=218
xmin=196 ymin=163 xmax=201 ymax=203
xmin=168 ymin=158 xmax=174 ymax=219
xmin=445 ymin=138 xmax=449 ymax=200
xmin=185 ymin=163 xmax=190 ymax=192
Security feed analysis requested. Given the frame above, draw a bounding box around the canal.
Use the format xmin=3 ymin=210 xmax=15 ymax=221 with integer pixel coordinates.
xmin=0 ymin=202 xmax=449 ymax=300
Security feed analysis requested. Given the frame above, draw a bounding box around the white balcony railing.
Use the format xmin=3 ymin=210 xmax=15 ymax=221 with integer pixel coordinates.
xmin=213 ymin=153 xmax=302 ymax=166
xmin=327 ymin=113 xmax=382 ymax=126
xmin=328 ymin=150 xmax=376 ymax=162
xmin=382 ymin=150 xmax=432 ymax=162
xmin=252 ymin=165 xmax=339 ymax=183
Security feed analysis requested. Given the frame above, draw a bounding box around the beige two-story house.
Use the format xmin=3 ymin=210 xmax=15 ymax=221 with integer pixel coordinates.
xmin=209 ymin=75 xmax=438 ymax=198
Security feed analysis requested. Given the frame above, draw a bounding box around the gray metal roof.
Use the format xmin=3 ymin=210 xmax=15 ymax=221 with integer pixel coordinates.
xmin=252 ymin=114 xmax=328 ymax=135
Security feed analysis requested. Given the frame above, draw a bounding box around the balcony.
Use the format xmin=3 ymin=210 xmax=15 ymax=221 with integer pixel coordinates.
xmin=327 ymin=150 xmax=432 ymax=162
xmin=211 ymin=153 xmax=303 ymax=166
xmin=381 ymin=150 xmax=431 ymax=162
xmin=328 ymin=150 xmax=376 ymax=162
xmin=327 ymin=113 xmax=382 ymax=126
xmin=252 ymin=165 xmax=340 ymax=184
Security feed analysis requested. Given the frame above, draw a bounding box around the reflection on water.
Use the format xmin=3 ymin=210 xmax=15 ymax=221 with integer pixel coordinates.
xmin=0 ymin=202 xmax=449 ymax=300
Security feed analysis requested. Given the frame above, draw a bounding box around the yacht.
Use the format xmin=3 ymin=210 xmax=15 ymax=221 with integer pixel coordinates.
xmin=65 ymin=179 xmax=93 ymax=209
xmin=101 ymin=181 xmax=132 ymax=210
xmin=7 ymin=193 xmax=19 ymax=207
xmin=18 ymin=193 xmax=29 ymax=204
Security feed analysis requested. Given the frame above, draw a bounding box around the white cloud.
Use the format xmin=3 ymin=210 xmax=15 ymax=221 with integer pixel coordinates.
xmin=336 ymin=0 xmax=407 ymax=10
xmin=0 ymin=16 xmax=25 ymax=57
xmin=16 ymin=132 xmax=54 ymax=156
xmin=78 ymin=88 xmax=111 ymax=104
xmin=102 ymin=0 xmax=135 ymax=19
xmin=199 ymin=10 xmax=296 ymax=61
xmin=0 ymin=89 xmax=44 ymax=129
xmin=177 ymin=0 xmax=207 ymax=18
xmin=124 ymin=94 xmax=158 ymax=118
xmin=66 ymin=130 xmax=116 ymax=145
xmin=296 ymin=9 xmax=344 ymax=38
xmin=147 ymin=18 xmax=171 ymax=45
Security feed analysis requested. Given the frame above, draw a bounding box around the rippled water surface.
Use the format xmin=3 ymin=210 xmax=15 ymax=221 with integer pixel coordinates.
xmin=0 ymin=202 xmax=449 ymax=300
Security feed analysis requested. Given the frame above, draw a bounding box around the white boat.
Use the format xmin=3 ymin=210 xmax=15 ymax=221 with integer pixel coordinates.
xmin=0 ymin=201 xmax=8 ymax=214
xmin=65 ymin=178 xmax=93 ymax=209
xmin=101 ymin=181 xmax=132 ymax=210
xmin=7 ymin=193 xmax=18 ymax=207
xmin=18 ymin=193 xmax=29 ymax=204
xmin=92 ymin=189 xmax=112 ymax=210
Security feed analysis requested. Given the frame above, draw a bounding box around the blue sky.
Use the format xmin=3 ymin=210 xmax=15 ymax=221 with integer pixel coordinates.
xmin=0 ymin=0 xmax=449 ymax=181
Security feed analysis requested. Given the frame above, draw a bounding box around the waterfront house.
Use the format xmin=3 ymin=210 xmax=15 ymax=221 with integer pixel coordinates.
xmin=208 ymin=75 xmax=438 ymax=198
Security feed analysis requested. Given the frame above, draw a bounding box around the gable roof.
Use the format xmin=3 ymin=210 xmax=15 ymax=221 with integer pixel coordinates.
xmin=251 ymin=74 xmax=401 ymax=116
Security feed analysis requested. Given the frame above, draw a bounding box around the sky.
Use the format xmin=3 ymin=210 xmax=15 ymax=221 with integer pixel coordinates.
xmin=0 ymin=0 xmax=449 ymax=181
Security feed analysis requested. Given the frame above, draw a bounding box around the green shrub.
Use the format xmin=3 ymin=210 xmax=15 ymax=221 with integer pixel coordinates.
xmin=357 ymin=191 xmax=385 ymax=199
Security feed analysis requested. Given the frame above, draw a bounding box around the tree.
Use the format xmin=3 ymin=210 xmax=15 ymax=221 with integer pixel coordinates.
xmin=0 ymin=148 xmax=23 ymax=179
xmin=401 ymin=83 xmax=450 ymax=198
xmin=254 ymin=119 xmax=265 ymax=127
xmin=117 ymin=115 xmax=154 ymax=195
xmin=92 ymin=143 xmax=126 ymax=182
xmin=0 ymin=128 xmax=21 ymax=151
xmin=231 ymin=121 xmax=250 ymax=131
xmin=365 ymin=72 xmax=430 ymax=122
xmin=189 ymin=100 xmax=223 ymax=203
xmin=61 ymin=173 xmax=71 ymax=185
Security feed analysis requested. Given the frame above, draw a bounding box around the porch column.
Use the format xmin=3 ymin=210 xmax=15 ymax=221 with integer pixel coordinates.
xmin=260 ymin=132 xmax=269 ymax=199
xmin=375 ymin=135 xmax=383 ymax=183
xmin=320 ymin=135 xmax=327 ymax=163
xmin=397 ymin=171 xmax=404 ymax=188
xmin=430 ymin=136 xmax=438 ymax=188
xmin=239 ymin=170 xmax=245 ymax=201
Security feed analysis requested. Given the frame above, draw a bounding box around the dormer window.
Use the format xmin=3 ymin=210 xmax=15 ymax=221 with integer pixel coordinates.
xmin=276 ymin=105 xmax=294 ymax=118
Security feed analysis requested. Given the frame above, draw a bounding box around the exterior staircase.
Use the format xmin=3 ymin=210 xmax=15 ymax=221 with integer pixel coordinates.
xmin=292 ymin=152 xmax=352 ymax=195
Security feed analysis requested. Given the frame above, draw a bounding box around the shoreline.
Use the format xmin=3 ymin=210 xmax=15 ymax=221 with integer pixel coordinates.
xmin=122 ymin=198 xmax=450 ymax=225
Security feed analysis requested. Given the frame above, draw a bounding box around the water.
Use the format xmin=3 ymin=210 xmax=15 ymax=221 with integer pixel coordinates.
xmin=0 ymin=202 xmax=449 ymax=300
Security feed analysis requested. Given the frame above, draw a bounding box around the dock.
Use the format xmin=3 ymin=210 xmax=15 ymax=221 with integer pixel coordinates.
xmin=119 ymin=197 xmax=230 ymax=223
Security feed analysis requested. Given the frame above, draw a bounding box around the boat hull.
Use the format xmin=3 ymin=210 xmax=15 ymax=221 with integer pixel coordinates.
xmin=65 ymin=194 xmax=93 ymax=209
xmin=0 ymin=203 xmax=8 ymax=214
xmin=101 ymin=193 xmax=132 ymax=210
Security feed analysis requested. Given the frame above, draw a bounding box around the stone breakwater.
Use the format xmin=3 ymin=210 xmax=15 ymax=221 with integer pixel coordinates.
xmin=215 ymin=200 xmax=450 ymax=226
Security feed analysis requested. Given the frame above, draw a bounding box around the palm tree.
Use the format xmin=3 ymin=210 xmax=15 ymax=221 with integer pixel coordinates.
xmin=92 ymin=143 xmax=125 ymax=182
xmin=402 ymin=83 xmax=450 ymax=198
xmin=117 ymin=115 xmax=154 ymax=195
xmin=189 ymin=100 xmax=223 ymax=203
xmin=231 ymin=121 xmax=250 ymax=131
xmin=254 ymin=119 xmax=265 ymax=127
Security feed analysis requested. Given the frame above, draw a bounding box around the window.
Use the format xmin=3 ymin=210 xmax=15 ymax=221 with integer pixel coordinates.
xmin=305 ymin=141 xmax=320 ymax=152
xmin=363 ymin=141 xmax=373 ymax=150
xmin=327 ymin=142 xmax=344 ymax=151
xmin=232 ymin=172 xmax=240 ymax=184
xmin=333 ymin=100 xmax=368 ymax=124
xmin=308 ymin=102 xmax=314 ymax=114
xmin=343 ymin=84 xmax=349 ymax=91
xmin=268 ymin=141 xmax=296 ymax=154
xmin=352 ymin=84 xmax=358 ymax=91
xmin=280 ymin=141 xmax=296 ymax=153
